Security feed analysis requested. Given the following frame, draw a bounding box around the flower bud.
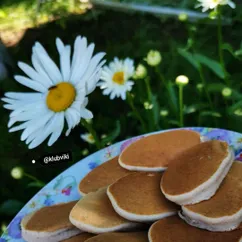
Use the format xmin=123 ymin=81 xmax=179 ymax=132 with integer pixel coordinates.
xmin=133 ymin=64 xmax=147 ymax=80
xmin=222 ymin=87 xmax=232 ymax=97
xmin=144 ymin=102 xmax=153 ymax=110
xmin=160 ymin=109 xmax=169 ymax=117
xmin=178 ymin=13 xmax=188 ymax=22
xmin=175 ymin=75 xmax=189 ymax=86
xmin=146 ymin=50 xmax=162 ymax=66
xmin=11 ymin=167 xmax=24 ymax=179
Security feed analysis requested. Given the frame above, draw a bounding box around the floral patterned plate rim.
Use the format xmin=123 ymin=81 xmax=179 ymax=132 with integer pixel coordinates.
xmin=2 ymin=127 xmax=242 ymax=241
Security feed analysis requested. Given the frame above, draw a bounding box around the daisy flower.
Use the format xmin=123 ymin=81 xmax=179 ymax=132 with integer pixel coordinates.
xmin=98 ymin=57 xmax=135 ymax=100
xmin=2 ymin=36 xmax=105 ymax=149
xmin=196 ymin=0 xmax=235 ymax=12
xmin=81 ymin=133 xmax=95 ymax=144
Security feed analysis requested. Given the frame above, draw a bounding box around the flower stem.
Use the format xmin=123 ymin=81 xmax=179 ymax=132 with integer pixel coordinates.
xmin=81 ymin=119 xmax=102 ymax=150
xmin=218 ymin=9 xmax=230 ymax=86
xmin=178 ymin=85 xmax=184 ymax=127
xmin=127 ymin=92 xmax=147 ymax=132
xmin=144 ymin=77 xmax=157 ymax=130
xmin=198 ymin=65 xmax=213 ymax=109
xmin=144 ymin=77 xmax=152 ymax=102
xmin=24 ymin=172 xmax=45 ymax=186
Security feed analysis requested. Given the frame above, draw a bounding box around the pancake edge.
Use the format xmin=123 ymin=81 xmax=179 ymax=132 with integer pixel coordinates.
xmin=107 ymin=186 xmax=177 ymax=222
xmin=78 ymin=187 xmax=87 ymax=196
xmin=118 ymin=134 xmax=203 ymax=172
xmin=161 ymin=149 xmax=234 ymax=205
xmin=69 ymin=215 xmax=140 ymax=234
xmin=148 ymin=220 xmax=160 ymax=242
xmin=21 ymin=212 xmax=81 ymax=242
xmin=179 ymin=206 xmax=242 ymax=232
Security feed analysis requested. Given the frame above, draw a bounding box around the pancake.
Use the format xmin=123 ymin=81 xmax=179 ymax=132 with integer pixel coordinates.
xmin=107 ymin=172 xmax=178 ymax=222
xmin=119 ymin=130 xmax=201 ymax=172
xmin=148 ymin=216 xmax=242 ymax=242
xmin=79 ymin=156 xmax=131 ymax=195
xmin=85 ymin=232 xmax=148 ymax=242
xmin=69 ymin=188 xmax=140 ymax=234
xmin=180 ymin=161 xmax=242 ymax=231
xmin=21 ymin=201 xmax=81 ymax=242
xmin=62 ymin=232 xmax=94 ymax=242
xmin=161 ymin=140 xmax=234 ymax=205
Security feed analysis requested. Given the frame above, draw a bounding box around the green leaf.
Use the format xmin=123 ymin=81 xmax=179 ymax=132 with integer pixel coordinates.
xmin=168 ymin=120 xmax=180 ymax=127
xmin=227 ymin=100 xmax=242 ymax=114
xmin=222 ymin=43 xmax=234 ymax=56
xmin=234 ymin=49 xmax=242 ymax=57
xmin=200 ymin=111 xmax=222 ymax=118
xmin=194 ymin=54 xmax=225 ymax=79
xmin=101 ymin=121 xmax=121 ymax=145
xmin=207 ymin=83 xmax=226 ymax=92
xmin=177 ymin=48 xmax=199 ymax=69
xmin=27 ymin=181 xmax=45 ymax=188
xmin=0 ymin=200 xmax=24 ymax=215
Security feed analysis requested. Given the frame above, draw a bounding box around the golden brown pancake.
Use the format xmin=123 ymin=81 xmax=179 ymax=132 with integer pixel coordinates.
xmin=69 ymin=188 xmax=140 ymax=234
xmin=161 ymin=140 xmax=234 ymax=205
xmin=62 ymin=233 xmax=94 ymax=242
xmin=85 ymin=232 xmax=148 ymax=242
xmin=119 ymin=130 xmax=201 ymax=171
xmin=181 ymin=161 xmax=242 ymax=231
xmin=21 ymin=201 xmax=81 ymax=242
xmin=107 ymin=172 xmax=178 ymax=222
xmin=149 ymin=216 xmax=242 ymax=242
xmin=25 ymin=201 xmax=77 ymax=232
xmin=79 ymin=156 xmax=131 ymax=195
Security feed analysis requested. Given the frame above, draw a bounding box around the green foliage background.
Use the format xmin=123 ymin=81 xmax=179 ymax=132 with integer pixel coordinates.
xmin=1 ymin=0 xmax=242 ymax=232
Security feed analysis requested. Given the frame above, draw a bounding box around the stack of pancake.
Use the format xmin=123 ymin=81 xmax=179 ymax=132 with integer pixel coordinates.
xmin=21 ymin=130 xmax=242 ymax=242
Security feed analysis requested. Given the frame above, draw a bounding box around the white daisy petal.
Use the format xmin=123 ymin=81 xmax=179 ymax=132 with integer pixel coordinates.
xmin=67 ymin=108 xmax=81 ymax=126
xmin=82 ymin=97 xmax=88 ymax=108
xmin=31 ymin=54 xmax=53 ymax=87
xmin=85 ymin=61 xmax=105 ymax=94
xmin=9 ymin=100 xmax=46 ymax=118
xmin=14 ymin=75 xmax=47 ymax=93
xmin=5 ymin=92 xmax=42 ymax=101
xmin=103 ymin=88 xmax=111 ymax=95
xmin=28 ymin=113 xmax=59 ymax=148
xmin=60 ymin=46 xmax=71 ymax=82
xmin=34 ymin=44 xmax=63 ymax=84
xmin=56 ymin=38 xmax=65 ymax=54
xmin=121 ymin=91 xmax=126 ymax=100
xmin=80 ymin=108 xmax=93 ymax=119
xmin=1 ymin=98 xmax=18 ymax=105
xmin=8 ymin=103 xmax=47 ymax=128
xmin=20 ymin=111 xmax=53 ymax=141
xmin=65 ymin=111 xmax=74 ymax=136
xmin=71 ymin=36 xmax=87 ymax=75
xmin=196 ymin=0 xmax=235 ymax=11
xmin=71 ymin=43 xmax=94 ymax=84
xmin=47 ymin=112 xmax=65 ymax=146
xmin=9 ymin=122 xmax=29 ymax=132
xmin=26 ymin=129 xmax=42 ymax=145
xmin=18 ymin=62 xmax=47 ymax=88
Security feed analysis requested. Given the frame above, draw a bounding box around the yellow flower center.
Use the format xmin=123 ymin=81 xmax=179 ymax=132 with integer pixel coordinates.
xmin=88 ymin=134 xmax=94 ymax=141
xmin=112 ymin=71 xmax=125 ymax=85
xmin=46 ymin=82 xmax=76 ymax=112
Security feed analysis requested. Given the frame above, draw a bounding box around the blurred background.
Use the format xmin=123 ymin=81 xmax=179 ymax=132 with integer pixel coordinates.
xmin=1 ymin=0 xmax=242 ymax=233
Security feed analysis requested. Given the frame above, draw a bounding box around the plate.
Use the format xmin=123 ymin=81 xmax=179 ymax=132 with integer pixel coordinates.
xmin=1 ymin=127 xmax=242 ymax=241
